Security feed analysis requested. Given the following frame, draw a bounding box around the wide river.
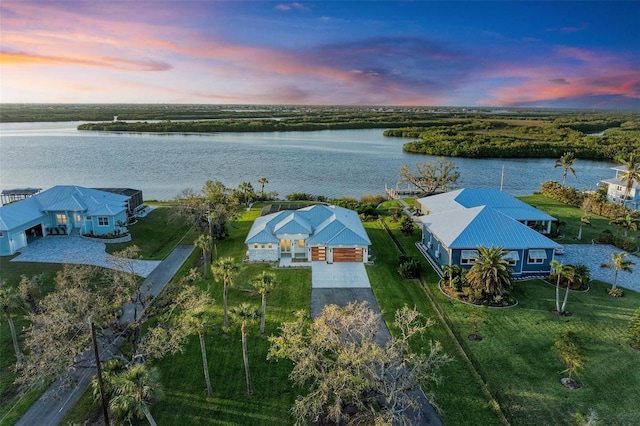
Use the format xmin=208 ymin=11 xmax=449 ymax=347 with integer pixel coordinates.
xmin=0 ymin=122 xmax=617 ymax=201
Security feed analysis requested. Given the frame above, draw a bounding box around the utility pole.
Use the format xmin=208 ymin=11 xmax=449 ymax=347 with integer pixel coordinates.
xmin=89 ymin=317 xmax=110 ymax=425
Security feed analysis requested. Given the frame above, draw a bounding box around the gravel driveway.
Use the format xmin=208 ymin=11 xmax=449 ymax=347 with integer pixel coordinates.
xmin=560 ymin=244 xmax=639 ymax=292
xmin=11 ymin=236 xmax=161 ymax=277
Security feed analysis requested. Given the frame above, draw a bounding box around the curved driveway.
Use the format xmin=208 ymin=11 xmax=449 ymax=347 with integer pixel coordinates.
xmin=11 ymin=236 xmax=161 ymax=277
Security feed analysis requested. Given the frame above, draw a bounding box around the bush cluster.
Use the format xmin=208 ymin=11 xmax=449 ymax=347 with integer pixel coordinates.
xmin=594 ymin=230 xmax=638 ymax=252
xmin=539 ymin=181 xmax=629 ymax=220
xmin=397 ymin=255 xmax=421 ymax=279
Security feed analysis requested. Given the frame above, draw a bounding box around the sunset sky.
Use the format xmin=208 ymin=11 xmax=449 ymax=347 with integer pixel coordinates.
xmin=1 ymin=1 xmax=638 ymax=109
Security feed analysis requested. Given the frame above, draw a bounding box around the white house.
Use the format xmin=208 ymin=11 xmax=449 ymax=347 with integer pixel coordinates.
xmin=245 ymin=204 xmax=371 ymax=263
xmin=0 ymin=185 xmax=130 ymax=256
xmin=599 ymin=165 xmax=639 ymax=210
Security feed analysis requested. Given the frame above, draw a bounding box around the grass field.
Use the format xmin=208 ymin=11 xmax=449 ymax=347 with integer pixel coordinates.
xmin=518 ymin=194 xmax=639 ymax=248
xmin=5 ymin=200 xmax=640 ymax=426
xmin=383 ymin=200 xmax=640 ymax=425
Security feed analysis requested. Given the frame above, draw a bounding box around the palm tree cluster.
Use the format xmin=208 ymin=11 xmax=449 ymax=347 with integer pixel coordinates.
xmin=442 ymin=246 xmax=514 ymax=306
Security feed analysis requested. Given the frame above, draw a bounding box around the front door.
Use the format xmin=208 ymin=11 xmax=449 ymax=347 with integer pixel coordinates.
xmin=280 ymin=239 xmax=291 ymax=253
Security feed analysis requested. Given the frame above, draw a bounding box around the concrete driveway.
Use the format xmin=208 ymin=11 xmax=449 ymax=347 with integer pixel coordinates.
xmin=311 ymin=261 xmax=371 ymax=288
xmin=11 ymin=236 xmax=160 ymax=277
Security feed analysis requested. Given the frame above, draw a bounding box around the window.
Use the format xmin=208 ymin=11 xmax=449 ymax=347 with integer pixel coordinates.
xmin=97 ymin=216 xmax=109 ymax=226
xmin=56 ymin=214 xmax=67 ymax=225
xmin=616 ymin=185 xmax=623 ymax=191
xmin=76 ymin=214 xmax=82 ymax=222
xmin=527 ymin=249 xmax=546 ymax=264
xmin=268 ymin=244 xmax=272 ymax=249
xmin=261 ymin=244 xmax=265 ymax=249
xmin=254 ymin=244 xmax=258 ymax=249
xmin=298 ymin=239 xmax=305 ymax=248
xmin=460 ymin=250 xmax=479 ymax=265
xmin=503 ymin=251 xmax=519 ymax=266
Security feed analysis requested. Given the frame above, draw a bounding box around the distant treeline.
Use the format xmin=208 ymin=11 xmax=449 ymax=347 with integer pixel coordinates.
xmin=388 ymin=115 xmax=640 ymax=161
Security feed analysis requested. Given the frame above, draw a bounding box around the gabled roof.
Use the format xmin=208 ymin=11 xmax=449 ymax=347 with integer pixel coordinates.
xmin=0 ymin=185 xmax=128 ymax=231
xmin=417 ymin=188 xmax=556 ymax=222
xmin=245 ymin=205 xmax=370 ymax=246
xmin=273 ymin=213 xmax=313 ymax=234
xmin=420 ymin=206 xmax=560 ymax=249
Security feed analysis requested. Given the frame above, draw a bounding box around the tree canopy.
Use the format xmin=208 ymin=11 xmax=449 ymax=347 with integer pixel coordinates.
xmin=268 ymin=302 xmax=451 ymax=425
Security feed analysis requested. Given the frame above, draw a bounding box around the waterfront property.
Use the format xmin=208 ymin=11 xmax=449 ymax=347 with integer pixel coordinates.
xmin=416 ymin=188 xmax=561 ymax=277
xmin=599 ymin=164 xmax=639 ymax=210
xmin=0 ymin=185 xmax=133 ymax=256
xmin=245 ymin=204 xmax=371 ymax=263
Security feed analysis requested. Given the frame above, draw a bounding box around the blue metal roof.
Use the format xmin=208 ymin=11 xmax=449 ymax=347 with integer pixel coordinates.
xmin=421 ymin=206 xmax=560 ymax=250
xmin=417 ymin=188 xmax=556 ymax=222
xmin=245 ymin=205 xmax=370 ymax=246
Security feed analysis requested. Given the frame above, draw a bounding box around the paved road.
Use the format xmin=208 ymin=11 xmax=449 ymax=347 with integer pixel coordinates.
xmin=15 ymin=245 xmax=194 ymax=426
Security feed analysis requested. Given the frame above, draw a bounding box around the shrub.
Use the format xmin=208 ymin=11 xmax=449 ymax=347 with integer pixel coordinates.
xmin=400 ymin=216 xmax=416 ymax=236
xmin=397 ymin=255 xmax=421 ymax=279
xmin=360 ymin=194 xmax=385 ymax=206
xmin=607 ymin=288 xmax=624 ymax=297
xmin=628 ymin=307 xmax=640 ymax=349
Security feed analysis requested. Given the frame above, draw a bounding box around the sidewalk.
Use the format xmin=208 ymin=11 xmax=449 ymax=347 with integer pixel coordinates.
xmin=15 ymin=245 xmax=194 ymax=426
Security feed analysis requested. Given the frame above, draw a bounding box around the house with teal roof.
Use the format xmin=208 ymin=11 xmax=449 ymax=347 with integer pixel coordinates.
xmin=416 ymin=188 xmax=561 ymax=277
xmin=0 ymin=185 xmax=130 ymax=256
xmin=245 ymin=204 xmax=370 ymax=263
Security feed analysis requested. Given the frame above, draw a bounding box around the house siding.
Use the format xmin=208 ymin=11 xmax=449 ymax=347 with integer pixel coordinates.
xmin=247 ymin=245 xmax=279 ymax=262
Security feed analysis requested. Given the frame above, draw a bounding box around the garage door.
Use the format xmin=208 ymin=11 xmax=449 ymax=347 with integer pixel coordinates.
xmin=311 ymin=247 xmax=326 ymax=261
xmin=333 ymin=248 xmax=364 ymax=262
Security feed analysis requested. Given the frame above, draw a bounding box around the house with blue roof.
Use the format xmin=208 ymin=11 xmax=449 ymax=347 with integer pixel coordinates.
xmin=416 ymin=188 xmax=561 ymax=277
xmin=0 ymin=185 xmax=130 ymax=256
xmin=245 ymin=204 xmax=371 ymax=263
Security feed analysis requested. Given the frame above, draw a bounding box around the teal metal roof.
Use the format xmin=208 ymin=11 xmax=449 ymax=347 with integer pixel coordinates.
xmin=0 ymin=185 xmax=128 ymax=231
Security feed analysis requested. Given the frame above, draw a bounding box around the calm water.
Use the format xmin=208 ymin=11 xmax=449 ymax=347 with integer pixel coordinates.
xmin=0 ymin=122 xmax=616 ymax=201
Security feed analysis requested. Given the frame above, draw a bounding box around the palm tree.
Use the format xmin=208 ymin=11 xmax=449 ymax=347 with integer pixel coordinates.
xmin=616 ymin=152 xmax=640 ymax=206
xmin=238 ymin=181 xmax=255 ymax=206
xmin=175 ymin=285 xmax=215 ymax=397
xmin=550 ymin=260 xmax=576 ymax=315
xmin=609 ymin=214 xmax=639 ymax=237
xmin=109 ymin=363 xmax=165 ymax=426
xmin=194 ymin=233 xmax=213 ymax=279
xmin=211 ymin=256 xmax=239 ymax=328
xmin=442 ymin=264 xmax=462 ymax=290
xmin=554 ymin=152 xmax=577 ymax=186
xmin=229 ymin=303 xmax=260 ymax=395
xmin=0 ymin=281 xmax=25 ymax=367
xmin=251 ymin=271 xmax=276 ymax=334
xmin=576 ymin=216 xmax=591 ymax=241
xmin=465 ymin=246 xmax=512 ymax=300
xmin=258 ymin=177 xmax=269 ymax=199
xmin=601 ymin=252 xmax=635 ymax=290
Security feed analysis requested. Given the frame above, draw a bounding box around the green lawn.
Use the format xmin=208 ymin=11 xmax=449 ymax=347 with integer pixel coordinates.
xmin=518 ymin=194 xmax=639 ymax=247
xmin=106 ymin=207 xmax=196 ymax=259
xmin=10 ymin=200 xmax=640 ymax=426
xmin=0 ymin=257 xmax=62 ymax=426
xmin=365 ymin=219 xmax=506 ymax=425
xmin=0 ymin=208 xmax=193 ymax=425
xmin=383 ymin=203 xmax=640 ymax=425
